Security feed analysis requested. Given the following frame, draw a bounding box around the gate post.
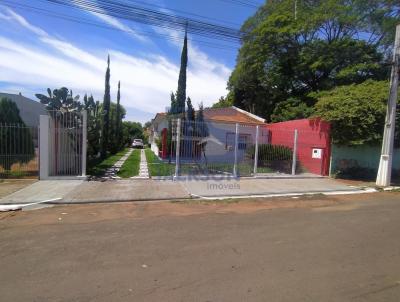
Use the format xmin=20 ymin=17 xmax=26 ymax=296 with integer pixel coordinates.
xmin=253 ymin=125 xmax=259 ymax=176
xmin=39 ymin=115 xmax=50 ymax=180
xmin=174 ymin=118 xmax=181 ymax=179
xmin=291 ymin=129 xmax=298 ymax=176
xmin=81 ymin=110 xmax=87 ymax=177
xmin=233 ymin=123 xmax=239 ymax=177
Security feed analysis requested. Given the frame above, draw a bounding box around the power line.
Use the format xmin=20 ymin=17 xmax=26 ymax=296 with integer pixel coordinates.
xmin=0 ymin=0 xmax=239 ymax=51
xmin=217 ymin=0 xmax=262 ymax=9
xmin=121 ymin=0 xmax=242 ymax=27
xmin=39 ymin=0 xmax=243 ymax=43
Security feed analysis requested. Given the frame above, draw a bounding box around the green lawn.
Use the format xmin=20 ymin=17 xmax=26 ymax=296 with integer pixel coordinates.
xmin=144 ymin=149 xmax=276 ymax=177
xmin=145 ymin=149 xmax=175 ymax=177
xmin=117 ymin=149 xmax=141 ymax=178
xmin=87 ymin=148 xmax=129 ymax=176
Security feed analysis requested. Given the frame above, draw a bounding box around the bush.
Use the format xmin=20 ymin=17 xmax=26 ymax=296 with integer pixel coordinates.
xmin=335 ymin=166 xmax=376 ymax=180
xmin=247 ymin=144 xmax=293 ymax=161
xmin=247 ymin=144 xmax=296 ymax=174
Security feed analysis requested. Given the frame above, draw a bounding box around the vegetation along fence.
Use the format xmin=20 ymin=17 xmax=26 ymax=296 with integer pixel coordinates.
xmin=0 ymin=123 xmax=38 ymax=178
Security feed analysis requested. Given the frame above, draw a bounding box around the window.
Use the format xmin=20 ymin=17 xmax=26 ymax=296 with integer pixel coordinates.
xmin=226 ymin=132 xmax=251 ymax=150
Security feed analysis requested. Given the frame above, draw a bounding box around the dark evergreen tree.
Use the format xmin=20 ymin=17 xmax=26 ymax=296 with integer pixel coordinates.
xmin=0 ymin=98 xmax=34 ymax=171
xmin=175 ymin=28 xmax=188 ymax=114
xmin=186 ymin=97 xmax=195 ymax=121
xmin=169 ymin=92 xmax=177 ymax=114
xmin=101 ymin=55 xmax=111 ymax=158
xmin=115 ymin=81 xmax=122 ymax=148
xmin=195 ymin=102 xmax=209 ymax=165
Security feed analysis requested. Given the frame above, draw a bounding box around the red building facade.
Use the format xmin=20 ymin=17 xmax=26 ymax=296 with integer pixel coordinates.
xmin=266 ymin=119 xmax=331 ymax=176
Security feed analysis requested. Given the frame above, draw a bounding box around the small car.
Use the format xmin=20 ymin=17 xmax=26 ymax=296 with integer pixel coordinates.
xmin=132 ymin=139 xmax=144 ymax=149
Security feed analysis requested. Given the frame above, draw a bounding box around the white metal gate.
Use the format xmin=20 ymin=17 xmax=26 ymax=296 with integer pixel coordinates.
xmin=39 ymin=111 xmax=87 ymax=179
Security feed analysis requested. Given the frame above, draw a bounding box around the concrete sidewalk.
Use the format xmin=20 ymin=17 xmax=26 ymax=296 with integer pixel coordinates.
xmin=0 ymin=177 xmax=365 ymax=205
xmin=183 ymin=177 xmax=362 ymax=198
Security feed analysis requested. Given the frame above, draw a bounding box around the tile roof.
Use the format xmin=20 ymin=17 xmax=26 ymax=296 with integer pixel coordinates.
xmin=153 ymin=107 xmax=265 ymax=125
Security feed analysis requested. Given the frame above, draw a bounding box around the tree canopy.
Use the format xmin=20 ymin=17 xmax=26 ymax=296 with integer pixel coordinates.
xmin=227 ymin=0 xmax=399 ymax=122
xmin=313 ymin=80 xmax=400 ymax=145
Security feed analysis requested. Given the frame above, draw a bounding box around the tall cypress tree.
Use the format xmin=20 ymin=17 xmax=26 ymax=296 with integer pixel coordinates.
xmin=116 ymin=80 xmax=122 ymax=148
xmin=101 ymin=55 xmax=111 ymax=158
xmin=175 ymin=27 xmax=188 ymax=114
xmin=186 ymin=97 xmax=194 ymax=121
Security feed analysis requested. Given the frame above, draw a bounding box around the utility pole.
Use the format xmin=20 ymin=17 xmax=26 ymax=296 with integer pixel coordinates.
xmin=294 ymin=0 xmax=297 ymax=20
xmin=376 ymin=24 xmax=400 ymax=187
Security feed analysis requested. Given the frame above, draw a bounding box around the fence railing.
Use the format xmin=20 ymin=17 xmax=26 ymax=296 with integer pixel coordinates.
xmin=148 ymin=118 xmax=325 ymax=178
xmin=0 ymin=123 xmax=38 ymax=178
xmin=46 ymin=111 xmax=85 ymax=177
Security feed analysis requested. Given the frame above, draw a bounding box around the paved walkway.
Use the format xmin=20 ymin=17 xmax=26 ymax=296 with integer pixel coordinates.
xmin=0 ymin=178 xmax=365 ymax=205
xmin=103 ymin=149 xmax=133 ymax=179
xmin=131 ymin=149 xmax=149 ymax=179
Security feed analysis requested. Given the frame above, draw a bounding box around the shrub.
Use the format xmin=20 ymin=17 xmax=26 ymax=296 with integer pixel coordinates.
xmin=247 ymin=144 xmax=293 ymax=161
xmin=246 ymin=144 xmax=296 ymax=174
xmin=335 ymin=166 xmax=376 ymax=180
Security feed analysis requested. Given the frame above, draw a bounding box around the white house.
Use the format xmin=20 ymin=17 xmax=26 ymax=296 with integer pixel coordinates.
xmin=149 ymin=106 xmax=268 ymax=163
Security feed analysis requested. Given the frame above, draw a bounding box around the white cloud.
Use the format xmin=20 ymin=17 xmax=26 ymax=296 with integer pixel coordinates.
xmin=70 ymin=0 xmax=149 ymax=42
xmin=2 ymin=7 xmax=49 ymax=37
xmin=0 ymin=7 xmax=231 ymax=123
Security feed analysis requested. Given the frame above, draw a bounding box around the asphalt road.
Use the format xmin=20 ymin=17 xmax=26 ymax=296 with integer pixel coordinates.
xmin=1 ymin=192 xmax=400 ymax=302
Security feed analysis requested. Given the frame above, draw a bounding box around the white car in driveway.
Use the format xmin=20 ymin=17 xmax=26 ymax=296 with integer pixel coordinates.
xmin=132 ymin=139 xmax=144 ymax=149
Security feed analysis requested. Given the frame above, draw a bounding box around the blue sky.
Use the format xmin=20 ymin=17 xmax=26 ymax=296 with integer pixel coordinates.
xmin=0 ymin=0 xmax=261 ymax=123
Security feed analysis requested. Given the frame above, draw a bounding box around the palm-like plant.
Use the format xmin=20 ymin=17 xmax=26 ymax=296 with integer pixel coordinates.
xmin=36 ymin=87 xmax=82 ymax=112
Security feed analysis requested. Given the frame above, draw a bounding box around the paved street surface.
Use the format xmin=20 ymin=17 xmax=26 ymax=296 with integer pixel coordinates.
xmin=1 ymin=192 xmax=400 ymax=302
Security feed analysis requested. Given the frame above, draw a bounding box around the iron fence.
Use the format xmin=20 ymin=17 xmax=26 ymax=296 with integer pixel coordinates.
xmin=147 ymin=118 xmax=329 ymax=178
xmin=0 ymin=123 xmax=38 ymax=178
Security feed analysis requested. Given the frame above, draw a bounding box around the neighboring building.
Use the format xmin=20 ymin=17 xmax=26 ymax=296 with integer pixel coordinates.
xmin=0 ymin=92 xmax=47 ymax=127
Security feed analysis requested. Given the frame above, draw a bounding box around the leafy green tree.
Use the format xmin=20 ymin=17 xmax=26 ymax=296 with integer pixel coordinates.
xmin=212 ymin=96 xmax=233 ymax=108
xmin=175 ymin=29 xmax=188 ymax=114
xmin=271 ymin=97 xmax=314 ymax=122
xmin=122 ymin=121 xmax=144 ymax=146
xmin=0 ymin=98 xmax=34 ymax=171
xmin=313 ymin=80 xmax=399 ymax=145
xmin=101 ymin=55 xmax=111 ymax=158
xmin=228 ymin=0 xmax=398 ymax=121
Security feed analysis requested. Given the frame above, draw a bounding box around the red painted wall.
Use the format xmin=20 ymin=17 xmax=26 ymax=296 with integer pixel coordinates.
xmin=266 ymin=119 xmax=331 ymax=176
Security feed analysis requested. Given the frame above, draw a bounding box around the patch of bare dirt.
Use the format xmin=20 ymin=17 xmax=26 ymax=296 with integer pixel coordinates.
xmin=0 ymin=179 xmax=37 ymax=198
xmin=1 ymin=192 xmax=397 ymax=228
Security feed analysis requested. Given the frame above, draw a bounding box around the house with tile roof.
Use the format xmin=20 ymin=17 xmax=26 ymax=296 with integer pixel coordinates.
xmin=149 ymin=106 xmax=268 ymax=161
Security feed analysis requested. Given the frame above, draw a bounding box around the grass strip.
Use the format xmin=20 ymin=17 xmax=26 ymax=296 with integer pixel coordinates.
xmin=87 ymin=148 xmax=129 ymax=176
xmin=145 ymin=149 xmax=174 ymax=177
xmin=117 ymin=149 xmax=141 ymax=178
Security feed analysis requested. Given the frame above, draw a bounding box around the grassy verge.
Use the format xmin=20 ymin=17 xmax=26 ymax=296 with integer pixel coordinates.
xmin=87 ymin=148 xmax=129 ymax=177
xmin=117 ymin=149 xmax=141 ymax=178
xmin=145 ymin=148 xmax=175 ymax=177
